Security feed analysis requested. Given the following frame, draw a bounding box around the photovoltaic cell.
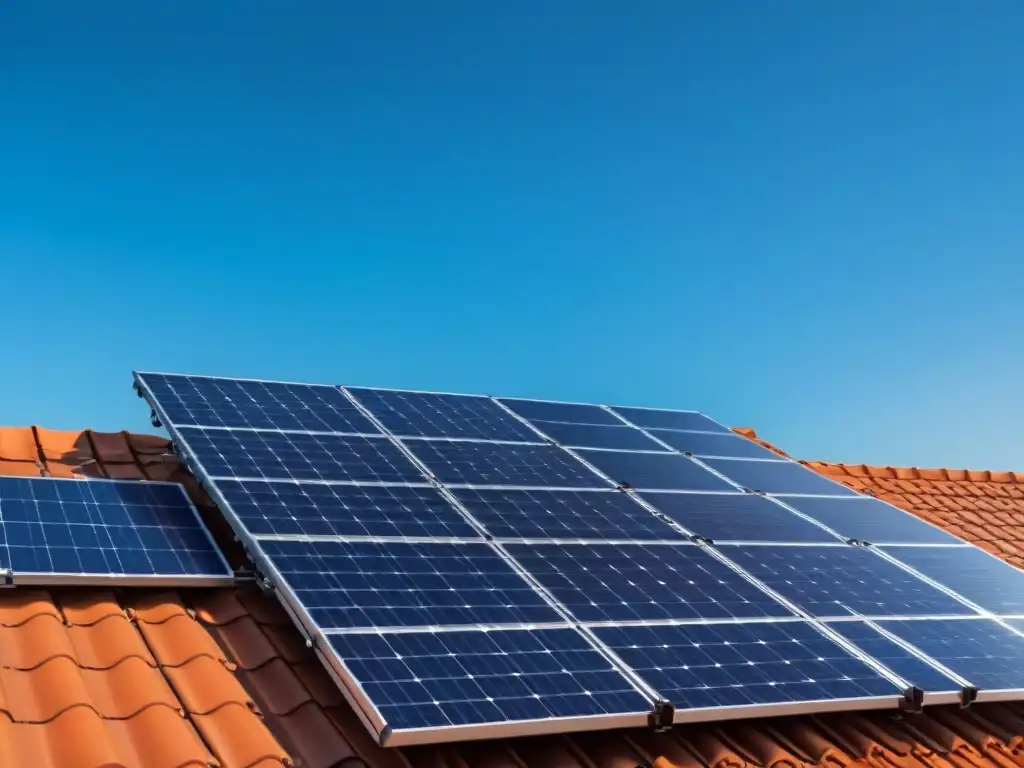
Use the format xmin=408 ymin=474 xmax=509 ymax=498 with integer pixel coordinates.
xmin=499 ymin=399 xmax=623 ymax=426
xmin=637 ymin=492 xmax=838 ymax=542
xmin=780 ymin=497 xmax=962 ymax=545
xmin=403 ymin=440 xmax=610 ymax=488
xmin=826 ymin=621 xmax=962 ymax=693
xmin=138 ymin=373 xmax=379 ymax=434
xmin=574 ymin=450 xmax=736 ymax=492
xmin=449 ymin=488 xmax=685 ymax=541
xmin=260 ymin=539 xmax=562 ymax=629
xmin=882 ymin=546 xmax=1024 ymax=615
xmin=649 ymin=431 xmax=784 ymax=461
xmin=722 ymin=545 xmax=975 ymax=618
xmin=217 ymin=480 xmax=481 ymax=539
xmin=864 ymin=619 xmax=1024 ymax=692
xmin=595 ymin=621 xmax=902 ymax=711
xmin=609 ymin=407 xmax=729 ymax=434
xmin=0 ymin=477 xmax=230 ymax=579
xmin=328 ymin=628 xmax=652 ymax=732
xmin=346 ymin=388 xmax=542 ymax=442
xmin=178 ymin=427 xmax=427 ymax=483
xmin=700 ymin=458 xmax=859 ymax=496
xmin=531 ymin=421 xmax=665 ymax=451
xmin=504 ymin=542 xmax=793 ymax=622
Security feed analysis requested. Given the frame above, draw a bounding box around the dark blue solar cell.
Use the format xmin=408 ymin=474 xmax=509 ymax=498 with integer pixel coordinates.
xmin=826 ymin=620 xmax=962 ymax=693
xmin=261 ymin=539 xmax=561 ymax=629
xmin=0 ymin=477 xmax=230 ymax=579
xmin=449 ymin=488 xmax=684 ymax=540
xmin=609 ymin=407 xmax=728 ymax=433
xmin=700 ymin=458 xmax=859 ymax=496
xmin=780 ymin=497 xmax=962 ymax=545
xmin=638 ymin=492 xmax=838 ymax=542
xmin=346 ymin=388 xmax=542 ymax=442
xmin=595 ymin=621 xmax=901 ymax=711
xmin=178 ymin=428 xmax=427 ymax=483
xmin=722 ymin=545 xmax=975 ymax=618
xmin=574 ymin=450 xmax=736 ymax=492
xmin=218 ymin=480 xmax=480 ymax=539
xmin=138 ymin=372 xmax=379 ymax=433
xmin=531 ymin=421 xmax=665 ymax=451
xmin=499 ymin=399 xmax=624 ymax=426
xmin=328 ymin=628 xmax=651 ymax=732
xmin=869 ymin=619 xmax=1024 ymax=692
xmin=503 ymin=542 xmax=793 ymax=621
xmin=882 ymin=546 xmax=1024 ymax=615
xmin=649 ymin=431 xmax=783 ymax=461
xmin=403 ymin=440 xmax=609 ymax=488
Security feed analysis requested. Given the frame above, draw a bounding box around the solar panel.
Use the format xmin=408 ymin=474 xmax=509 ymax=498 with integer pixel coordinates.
xmin=402 ymin=439 xmax=610 ymax=488
xmin=177 ymin=427 xmax=427 ymax=483
xmin=449 ymin=488 xmax=685 ymax=541
xmin=609 ymin=407 xmax=729 ymax=434
xmin=530 ymin=421 xmax=665 ymax=451
xmin=140 ymin=372 xmax=379 ymax=433
xmin=259 ymin=539 xmax=563 ymax=630
xmin=217 ymin=480 xmax=481 ymax=539
xmin=720 ymin=545 xmax=976 ymax=618
xmin=648 ymin=431 xmax=783 ymax=461
xmin=594 ymin=621 xmax=904 ymax=716
xmin=872 ymin=619 xmax=1024 ymax=694
xmin=637 ymin=492 xmax=839 ymax=543
xmin=346 ymin=388 xmax=542 ymax=442
xmin=0 ymin=477 xmax=231 ymax=585
xmin=327 ymin=627 xmax=654 ymax=743
xmin=881 ymin=546 xmax=1024 ymax=615
xmin=699 ymin=458 xmax=859 ymax=496
xmin=574 ymin=450 xmax=737 ymax=492
xmin=825 ymin=620 xmax=963 ymax=695
xmin=146 ymin=371 xmax=1024 ymax=744
xmin=499 ymin=399 xmax=623 ymax=426
xmin=504 ymin=542 xmax=794 ymax=622
xmin=779 ymin=497 xmax=963 ymax=545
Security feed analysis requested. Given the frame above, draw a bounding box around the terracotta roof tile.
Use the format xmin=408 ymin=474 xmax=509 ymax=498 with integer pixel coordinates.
xmin=0 ymin=425 xmax=1023 ymax=767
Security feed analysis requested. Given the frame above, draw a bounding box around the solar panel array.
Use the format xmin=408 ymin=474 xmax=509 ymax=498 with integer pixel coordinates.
xmin=135 ymin=372 xmax=1024 ymax=747
xmin=0 ymin=476 xmax=232 ymax=585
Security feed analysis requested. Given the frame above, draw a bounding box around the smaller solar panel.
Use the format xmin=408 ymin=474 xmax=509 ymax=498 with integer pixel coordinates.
xmin=403 ymin=440 xmax=610 ymax=488
xmin=178 ymin=428 xmax=427 ymax=484
xmin=346 ymin=388 xmax=542 ymax=442
xmin=649 ymin=431 xmax=783 ymax=461
xmin=218 ymin=480 xmax=481 ymax=539
xmin=700 ymin=458 xmax=858 ymax=496
xmin=826 ymin=621 xmax=962 ymax=693
xmin=780 ymin=497 xmax=962 ymax=545
xmin=532 ymin=421 xmax=665 ymax=451
xmin=449 ymin=488 xmax=685 ymax=541
xmin=261 ymin=539 xmax=561 ymax=629
xmin=638 ymin=492 xmax=838 ymax=542
xmin=882 ymin=546 xmax=1024 ymax=615
xmin=574 ymin=450 xmax=736 ymax=492
xmin=138 ymin=373 xmax=379 ymax=434
xmin=860 ymin=619 xmax=1024 ymax=693
xmin=609 ymin=407 xmax=729 ymax=434
xmin=722 ymin=545 xmax=976 ymax=618
xmin=504 ymin=542 xmax=793 ymax=622
xmin=328 ymin=627 xmax=652 ymax=734
xmin=499 ymin=399 xmax=623 ymax=426
xmin=595 ymin=621 xmax=903 ymax=712
xmin=0 ymin=477 xmax=231 ymax=581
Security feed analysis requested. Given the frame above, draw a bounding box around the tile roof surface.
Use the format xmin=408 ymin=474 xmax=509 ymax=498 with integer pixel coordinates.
xmin=1 ymin=423 xmax=1024 ymax=767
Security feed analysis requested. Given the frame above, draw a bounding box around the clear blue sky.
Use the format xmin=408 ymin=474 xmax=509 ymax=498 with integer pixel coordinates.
xmin=1 ymin=2 xmax=1022 ymax=470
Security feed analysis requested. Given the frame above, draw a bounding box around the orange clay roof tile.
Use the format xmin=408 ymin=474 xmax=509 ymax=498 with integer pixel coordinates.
xmin=0 ymin=425 xmax=1023 ymax=767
